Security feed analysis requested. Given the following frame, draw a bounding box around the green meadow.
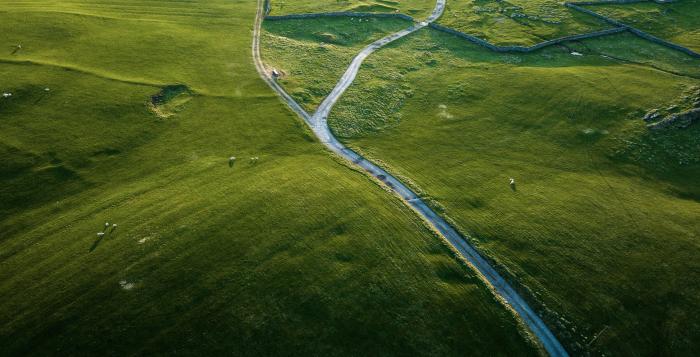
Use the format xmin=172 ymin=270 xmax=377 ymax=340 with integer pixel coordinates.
xmin=323 ymin=29 xmax=700 ymax=355
xmin=268 ymin=0 xmax=435 ymax=19
xmin=566 ymin=31 xmax=700 ymax=79
xmin=437 ymin=0 xmax=609 ymax=46
xmin=0 ymin=0 xmax=539 ymax=355
xmin=583 ymin=0 xmax=700 ymax=52
xmin=262 ymin=17 xmax=411 ymax=112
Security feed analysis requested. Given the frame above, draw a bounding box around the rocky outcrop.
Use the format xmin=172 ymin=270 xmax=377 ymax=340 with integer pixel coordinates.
xmin=648 ymin=108 xmax=700 ymax=130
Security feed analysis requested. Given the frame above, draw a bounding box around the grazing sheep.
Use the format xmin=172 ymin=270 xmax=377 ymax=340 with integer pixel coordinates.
xmin=97 ymin=232 xmax=105 ymax=237
xmin=105 ymin=222 xmax=110 ymax=228
xmin=2 ymin=93 xmax=11 ymax=98
xmin=44 ymin=87 xmax=50 ymax=92
xmin=112 ymin=223 xmax=118 ymax=228
xmin=509 ymin=178 xmax=515 ymax=185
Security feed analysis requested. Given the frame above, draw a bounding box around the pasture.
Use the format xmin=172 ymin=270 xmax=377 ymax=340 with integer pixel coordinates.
xmin=324 ymin=28 xmax=700 ymax=355
xmin=262 ymin=17 xmax=411 ymax=112
xmin=437 ymin=0 xmax=609 ymax=46
xmin=582 ymin=0 xmax=700 ymax=52
xmin=0 ymin=0 xmax=538 ymax=355
xmin=268 ymin=0 xmax=435 ymax=19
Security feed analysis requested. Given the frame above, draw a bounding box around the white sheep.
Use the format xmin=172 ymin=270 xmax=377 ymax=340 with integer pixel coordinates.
xmin=105 ymin=222 xmax=110 ymax=227
xmin=97 ymin=232 xmax=105 ymax=237
xmin=509 ymin=178 xmax=515 ymax=185
xmin=112 ymin=223 xmax=118 ymax=228
xmin=2 ymin=93 xmax=11 ymax=98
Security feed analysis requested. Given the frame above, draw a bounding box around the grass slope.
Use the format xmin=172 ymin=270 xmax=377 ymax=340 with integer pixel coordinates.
xmin=268 ymin=0 xmax=435 ymax=19
xmin=583 ymin=0 xmax=700 ymax=53
xmin=0 ymin=0 xmax=538 ymax=355
xmin=437 ymin=0 xmax=609 ymax=46
xmin=325 ymin=29 xmax=700 ymax=355
xmin=262 ymin=17 xmax=411 ymax=112
xmin=566 ymin=31 xmax=700 ymax=79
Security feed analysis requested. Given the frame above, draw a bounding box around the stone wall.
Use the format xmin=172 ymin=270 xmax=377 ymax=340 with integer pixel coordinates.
xmin=428 ymin=23 xmax=626 ymax=53
xmin=428 ymin=23 xmax=501 ymax=51
xmin=529 ymin=27 xmax=627 ymax=51
xmin=564 ymin=3 xmax=628 ymax=27
xmin=262 ymin=0 xmax=698 ymax=58
xmin=565 ymin=1 xmax=700 ymax=58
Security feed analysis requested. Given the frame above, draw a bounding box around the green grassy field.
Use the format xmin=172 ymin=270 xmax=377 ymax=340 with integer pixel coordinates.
xmin=262 ymin=17 xmax=411 ymax=112
xmin=583 ymin=0 xmax=700 ymax=52
xmin=268 ymin=0 xmax=435 ymax=19
xmin=321 ymin=29 xmax=700 ymax=355
xmin=0 ymin=1 xmax=540 ymax=355
xmin=567 ymin=31 xmax=700 ymax=79
xmin=437 ymin=0 xmax=610 ymax=46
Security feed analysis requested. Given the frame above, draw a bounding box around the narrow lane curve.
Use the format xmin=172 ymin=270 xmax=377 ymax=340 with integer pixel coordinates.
xmin=252 ymin=1 xmax=568 ymax=355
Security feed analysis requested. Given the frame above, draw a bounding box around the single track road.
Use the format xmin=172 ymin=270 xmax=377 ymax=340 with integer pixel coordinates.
xmin=252 ymin=0 xmax=568 ymax=355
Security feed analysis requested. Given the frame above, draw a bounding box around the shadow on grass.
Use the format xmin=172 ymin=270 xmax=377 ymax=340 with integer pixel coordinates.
xmin=89 ymin=226 xmax=116 ymax=252
xmin=89 ymin=234 xmax=105 ymax=252
xmin=33 ymin=91 xmax=50 ymax=105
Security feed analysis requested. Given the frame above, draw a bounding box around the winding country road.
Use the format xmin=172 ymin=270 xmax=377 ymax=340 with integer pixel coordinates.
xmin=252 ymin=0 xmax=568 ymax=356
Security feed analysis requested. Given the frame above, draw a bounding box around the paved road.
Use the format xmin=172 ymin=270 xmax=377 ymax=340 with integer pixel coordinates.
xmin=252 ymin=1 xmax=568 ymax=356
